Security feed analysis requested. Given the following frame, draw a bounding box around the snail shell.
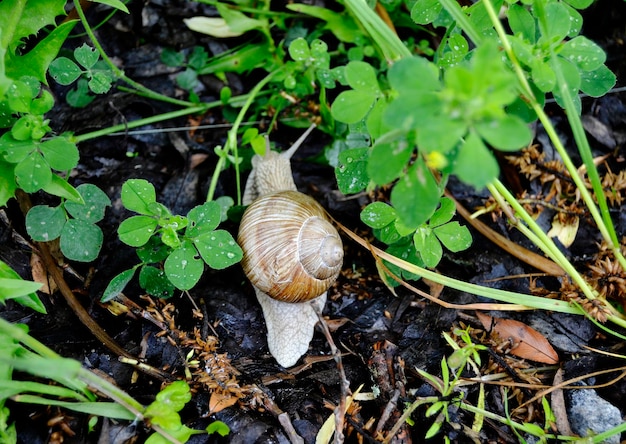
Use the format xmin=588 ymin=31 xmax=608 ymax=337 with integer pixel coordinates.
xmin=238 ymin=190 xmax=343 ymax=303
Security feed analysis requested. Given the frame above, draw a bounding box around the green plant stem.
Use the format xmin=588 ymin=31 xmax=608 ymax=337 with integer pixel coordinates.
xmin=73 ymin=0 xmax=194 ymax=108
xmin=341 ymin=225 xmax=583 ymax=314
xmin=481 ymin=0 xmax=626 ymax=273
xmin=72 ymin=104 xmax=209 ymax=143
xmin=0 ymin=317 xmax=184 ymax=444
xmin=206 ymin=69 xmax=280 ymax=204
xmin=459 ymin=402 xmax=574 ymax=441
xmin=343 ymin=0 xmax=410 ymax=62
xmin=438 ymin=0 xmax=483 ymax=45
xmin=489 ymin=181 xmax=626 ymax=329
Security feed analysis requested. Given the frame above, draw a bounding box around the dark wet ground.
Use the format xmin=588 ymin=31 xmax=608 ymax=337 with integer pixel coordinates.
xmin=2 ymin=0 xmax=626 ymax=442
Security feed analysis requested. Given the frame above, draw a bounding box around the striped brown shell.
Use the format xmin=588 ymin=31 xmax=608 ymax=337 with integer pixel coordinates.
xmin=237 ymin=190 xmax=343 ymax=303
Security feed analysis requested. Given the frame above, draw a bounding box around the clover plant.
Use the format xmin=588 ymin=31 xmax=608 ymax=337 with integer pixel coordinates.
xmin=26 ymin=183 xmax=111 ymax=262
xmin=49 ymin=43 xmax=116 ymax=107
xmin=103 ymin=179 xmax=243 ymax=301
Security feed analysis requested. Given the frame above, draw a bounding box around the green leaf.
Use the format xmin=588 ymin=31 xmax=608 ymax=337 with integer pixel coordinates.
xmin=531 ymin=60 xmax=556 ymax=92
xmin=164 ymin=241 xmax=203 ymax=290
xmin=413 ymin=227 xmax=442 ymax=268
xmin=288 ymin=38 xmax=311 ymax=62
xmin=144 ymin=401 xmax=182 ymax=430
xmin=66 ymin=79 xmax=95 ymax=108
xmin=0 ymin=260 xmax=45 ymax=313
xmin=434 ymin=222 xmax=472 ymax=252
xmin=207 ymin=420 xmax=230 ymax=437
xmin=560 ymin=36 xmax=605 ymax=71
xmin=75 ymin=44 xmax=100 ymax=69
xmin=186 ymin=202 xmax=221 ymax=237
xmin=563 ymin=0 xmax=593 ymax=9
xmin=285 ymin=3 xmax=361 ymax=43
xmin=6 ymin=80 xmax=34 ymax=113
xmin=360 ymin=202 xmax=397 ymax=229
xmin=136 ymin=237 xmax=170 ymax=263
xmin=508 ymin=4 xmax=535 ymax=42
xmin=417 ymin=118 xmax=467 ymax=153
xmin=0 ymin=0 xmax=66 ymax=51
xmin=193 ymin=230 xmax=243 ymax=270
xmin=0 ymin=278 xmax=42 ymax=301
xmin=14 ymin=152 xmax=51 ymax=192
xmin=5 ymin=20 xmax=77 ymax=84
xmin=118 ymin=215 xmax=158 ymax=247
xmin=335 ymin=147 xmax=369 ymax=194
xmin=385 ymin=240 xmax=423 ymax=282
xmin=0 ymin=161 xmax=17 ymax=206
xmin=101 ymin=268 xmax=136 ymax=302
xmin=48 ymin=57 xmax=82 ymax=85
xmin=453 ymin=130 xmax=498 ymax=189
xmin=25 ymin=205 xmax=66 ymax=241
xmin=30 ymin=89 xmax=54 ymax=115
xmin=60 ymin=220 xmax=103 ymax=262
xmin=391 ymin=159 xmax=440 ymax=228
xmin=541 ymin=2 xmax=570 ymax=43
xmin=388 ymin=56 xmax=440 ymax=94
xmin=429 ymin=197 xmax=455 ymax=227
xmin=563 ymin=3 xmax=583 ymax=38
xmin=580 ymin=64 xmax=616 ymax=97
xmin=410 ymin=0 xmax=442 ymax=25
xmin=474 ymin=114 xmax=532 ymax=151
xmin=345 ymin=61 xmax=380 ymax=93
xmin=155 ymin=380 xmax=191 ymax=412
xmin=552 ymin=57 xmax=581 ymax=113
xmin=88 ymin=70 xmax=113 ymax=94
xmin=40 ymin=137 xmax=79 ymax=171
xmin=139 ymin=265 xmax=174 ymax=299
xmin=1 ymin=133 xmax=35 ymax=163
xmin=161 ymin=48 xmax=185 ymax=67
xmin=331 ymin=90 xmax=377 ymax=124
xmin=216 ymin=2 xmax=266 ymax=35
xmin=42 ymin=174 xmax=83 ymax=203
xmin=65 ymin=184 xmax=111 ymax=223
xmin=90 ymin=0 xmax=129 ymax=13
xmin=188 ymin=46 xmax=209 ymax=70
xmin=368 ymin=139 xmax=413 ymax=185
xmin=121 ymin=179 xmax=157 ymax=215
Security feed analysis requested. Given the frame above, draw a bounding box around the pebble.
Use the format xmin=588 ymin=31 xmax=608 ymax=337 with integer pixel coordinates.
xmin=567 ymin=385 xmax=622 ymax=444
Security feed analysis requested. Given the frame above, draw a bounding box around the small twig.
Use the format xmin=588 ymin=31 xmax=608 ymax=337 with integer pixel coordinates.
xmin=312 ymin=303 xmax=351 ymax=444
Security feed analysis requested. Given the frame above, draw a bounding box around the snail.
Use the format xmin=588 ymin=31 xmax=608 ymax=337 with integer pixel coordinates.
xmin=237 ymin=125 xmax=343 ymax=367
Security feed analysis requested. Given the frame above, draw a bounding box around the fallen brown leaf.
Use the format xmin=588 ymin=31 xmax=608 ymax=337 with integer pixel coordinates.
xmin=476 ymin=311 xmax=559 ymax=364
xmin=208 ymin=391 xmax=238 ymax=414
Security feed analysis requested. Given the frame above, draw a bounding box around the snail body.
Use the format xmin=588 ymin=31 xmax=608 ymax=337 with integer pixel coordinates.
xmin=237 ymin=125 xmax=343 ymax=367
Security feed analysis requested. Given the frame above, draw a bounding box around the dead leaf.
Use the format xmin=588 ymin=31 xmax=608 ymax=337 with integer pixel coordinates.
xmin=208 ymin=391 xmax=238 ymax=414
xmin=547 ymin=215 xmax=579 ymax=248
xmin=316 ymin=384 xmax=363 ymax=444
xmin=476 ymin=311 xmax=559 ymax=364
xmin=30 ymin=253 xmax=57 ymax=294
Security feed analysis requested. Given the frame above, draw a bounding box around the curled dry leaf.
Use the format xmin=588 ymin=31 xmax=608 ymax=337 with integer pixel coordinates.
xmin=30 ymin=253 xmax=57 ymax=294
xmin=476 ymin=311 xmax=559 ymax=364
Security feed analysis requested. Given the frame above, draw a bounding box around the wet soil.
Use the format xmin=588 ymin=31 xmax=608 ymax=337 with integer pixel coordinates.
xmin=2 ymin=0 xmax=626 ymax=443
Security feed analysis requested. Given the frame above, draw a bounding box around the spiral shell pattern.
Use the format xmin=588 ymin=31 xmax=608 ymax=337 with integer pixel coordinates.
xmin=238 ymin=190 xmax=343 ymax=303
